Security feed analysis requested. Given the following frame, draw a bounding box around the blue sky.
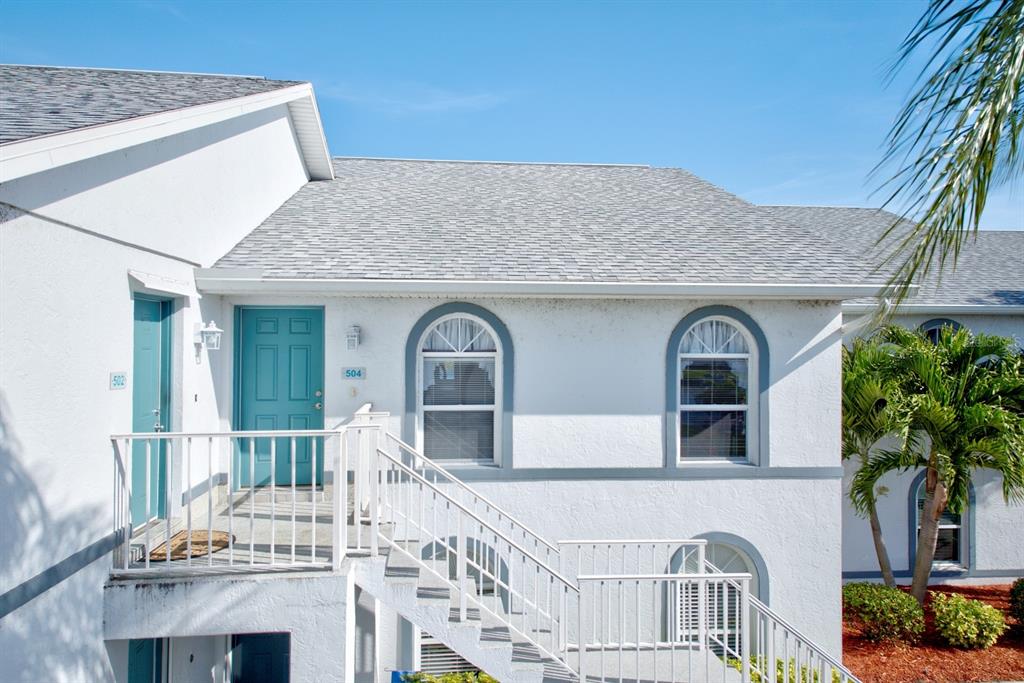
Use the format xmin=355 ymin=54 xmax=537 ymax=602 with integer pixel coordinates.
xmin=3 ymin=0 xmax=1020 ymax=228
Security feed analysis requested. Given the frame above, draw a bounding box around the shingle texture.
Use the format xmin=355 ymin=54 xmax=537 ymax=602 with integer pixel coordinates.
xmin=0 ymin=64 xmax=303 ymax=144
xmin=762 ymin=206 xmax=1024 ymax=306
xmin=216 ymin=158 xmax=876 ymax=285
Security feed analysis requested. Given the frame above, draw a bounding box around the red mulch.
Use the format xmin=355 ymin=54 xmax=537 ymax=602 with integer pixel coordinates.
xmin=843 ymin=584 xmax=1024 ymax=683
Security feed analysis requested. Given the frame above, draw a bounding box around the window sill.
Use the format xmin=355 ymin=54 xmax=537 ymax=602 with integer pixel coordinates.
xmin=437 ymin=460 xmax=501 ymax=470
xmin=676 ymin=459 xmax=757 ymax=468
xmin=931 ymin=562 xmax=967 ymax=573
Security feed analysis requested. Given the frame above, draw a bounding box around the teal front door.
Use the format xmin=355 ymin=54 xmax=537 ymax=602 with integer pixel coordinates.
xmin=231 ymin=633 xmax=290 ymax=683
xmin=128 ymin=638 xmax=164 ymax=683
xmin=131 ymin=297 xmax=171 ymax=526
xmin=237 ymin=308 xmax=324 ymax=486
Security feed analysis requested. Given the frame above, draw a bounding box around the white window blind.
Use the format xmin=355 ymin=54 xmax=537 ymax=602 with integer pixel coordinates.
xmin=679 ymin=318 xmax=753 ymax=461
xmin=916 ymin=481 xmax=963 ymax=564
xmin=419 ymin=632 xmax=477 ymax=675
xmin=420 ymin=316 xmax=499 ymax=462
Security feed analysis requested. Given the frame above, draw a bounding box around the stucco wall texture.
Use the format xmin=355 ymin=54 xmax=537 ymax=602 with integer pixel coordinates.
xmin=0 ymin=109 xmax=310 ymax=683
xmin=840 ymin=313 xmax=1024 ymax=582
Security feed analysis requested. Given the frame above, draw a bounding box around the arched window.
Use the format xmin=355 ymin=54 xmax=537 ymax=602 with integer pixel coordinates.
xmin=677 ymin=317 xmax=758 ymax=462
xmin=915 ymin=479 xmax=965 ymax=566
xmin=418 ymin=315 xmax=500 ymax=463
xmin=920 ymin=318 xmax=962 ymax=344
xmin=671 ymin=536 xmax=767 ymax=645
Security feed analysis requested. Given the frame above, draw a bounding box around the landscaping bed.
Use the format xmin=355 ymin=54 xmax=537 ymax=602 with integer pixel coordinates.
xmin=843 ymin=584 xmax=1024 ymax=683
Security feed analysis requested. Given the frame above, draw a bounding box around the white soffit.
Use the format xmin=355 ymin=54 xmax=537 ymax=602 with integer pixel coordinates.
xmin=129 ymin=269 xmax=200 ymax=298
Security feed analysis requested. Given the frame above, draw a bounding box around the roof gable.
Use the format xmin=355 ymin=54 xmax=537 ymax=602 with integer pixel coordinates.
xmin=0 ymin=64 xmax=304 ymax=144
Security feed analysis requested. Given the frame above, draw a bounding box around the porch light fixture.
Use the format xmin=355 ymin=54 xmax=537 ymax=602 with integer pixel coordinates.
xmin=193 ymin=321 xmax=224 ymax=363
xmin=347 ymin=325 xmax=361 ymax=350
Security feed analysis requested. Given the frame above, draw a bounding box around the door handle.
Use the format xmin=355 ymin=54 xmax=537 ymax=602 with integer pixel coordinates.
xmin=313 ymin=402 xmax=323 ymax=410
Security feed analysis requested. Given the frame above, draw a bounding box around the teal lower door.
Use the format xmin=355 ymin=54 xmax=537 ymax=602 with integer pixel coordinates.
xmin=128 ymin=638 xmax=164 ymax=683
xmin=237 ymin=308 xmax=325 ymax=486
xmin=231 ymin=633 xmax=290 ymax=683
xmin=131 ymin=297 xmax=171 ymax=526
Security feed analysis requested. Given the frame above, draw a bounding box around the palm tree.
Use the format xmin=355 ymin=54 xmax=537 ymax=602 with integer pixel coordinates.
xmin=842 ymin=337 xmax=908 ymax=587
xmin=856 ymin=326 xmax=1024 ymax=604
xmin=878 ymin=0 xmax=1024 ymax=307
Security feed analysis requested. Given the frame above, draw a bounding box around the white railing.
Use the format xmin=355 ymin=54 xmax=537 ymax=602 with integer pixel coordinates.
xmin=703 ymin=559 xmax=860 ymax=683
xmin=111 ymin=429 xmax=344 ymax=574
xmin=576 ymin=572 xmax=752 ymax=683
xmin=369 ymin=442 xmax=580 ymax=671
xmin=384 ymin=432 xmax=560 ymax=561
xmin=559 ymin=539 xmax=708 ymax=585
xmin=111 ymin=409 xmax=858 ymax=683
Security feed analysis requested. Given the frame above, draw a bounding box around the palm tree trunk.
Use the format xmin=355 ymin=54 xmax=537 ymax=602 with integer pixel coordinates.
xmin=911 ymin=466 xmax=948 ymax=604
xmin=868 ymin=502 xmax=896 ymax=587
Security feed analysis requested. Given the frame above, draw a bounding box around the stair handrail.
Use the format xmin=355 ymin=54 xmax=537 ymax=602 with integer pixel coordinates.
xmin=376 ymin=447 xmax=578 ymax=592
xmin=372 ymin=446 xmax=581 ymax=676
xmin=702 ymin=559 xmax=861 ymax=683
xmin=380 ymin=431 xmax=561 ymax=555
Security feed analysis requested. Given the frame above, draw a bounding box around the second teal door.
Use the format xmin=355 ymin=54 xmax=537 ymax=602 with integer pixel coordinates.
xmin=237 ymin=308 xmax=325 ymax=486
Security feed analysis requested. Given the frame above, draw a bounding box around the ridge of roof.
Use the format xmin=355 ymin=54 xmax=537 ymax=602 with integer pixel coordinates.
xmin=332 ymin=156 xmax=651 ymax=169
xmin=0 ymin=63 xmax=284 ymax=81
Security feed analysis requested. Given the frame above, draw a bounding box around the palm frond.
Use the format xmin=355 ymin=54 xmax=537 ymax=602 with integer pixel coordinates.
xmin=874 ymin=0 xmax=1024 ymax=309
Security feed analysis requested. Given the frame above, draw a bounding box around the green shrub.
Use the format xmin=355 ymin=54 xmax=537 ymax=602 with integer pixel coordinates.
xmin=841 ymin=582 xmax=924 ymax=643
xmin=1010 ymin=578 xmax=1024 ymax=624
xmin=931 ymin=591 xmax=1007 ymax=649
xmin=401 ymin=674 xmax=494 ymax=683
xmin=728 ymin=656 xmax=842 ymax=683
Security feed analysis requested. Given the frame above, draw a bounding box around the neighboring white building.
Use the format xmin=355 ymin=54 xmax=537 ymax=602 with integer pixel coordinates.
xmin=0 ymin=65 xmax=1017 ymax=683
xmin=764 ymin=207 xmax=1024 ymax=585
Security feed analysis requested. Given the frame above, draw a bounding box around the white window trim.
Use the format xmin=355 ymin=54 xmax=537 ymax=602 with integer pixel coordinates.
xmin=416 ymin=313 xmax=503 ymax=466
xmin=676 ymin=315 xmax=759 ymax=466
xmin=915 ymin=480 xmax=966 ymax=569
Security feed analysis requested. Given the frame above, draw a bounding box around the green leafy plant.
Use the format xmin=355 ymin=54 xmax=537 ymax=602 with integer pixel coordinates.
xmin=931 ymin=591 xmax=1007 ymax=649
xmin=858 ymin=326 xmax=1024 ymax=604
xmin=728 ymin=656 xmax=842 ymax=683
xmin=842 ymin=582 xmax=925 ymax=643
xmin=876 ymin=0 xmax=1024 ymax=309
xmin=1010 ymin=578 xmax=1024 ymax=624
xmin=401 ymin=674 xmax=495 ymax=683
xmin=842 ymin=338 xmax=908 ymax=586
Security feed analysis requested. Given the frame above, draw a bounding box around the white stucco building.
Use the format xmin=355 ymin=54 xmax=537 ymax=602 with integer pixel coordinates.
xmin=0 ymin=65 xmax=1019 ymax=683
xmin=763 ymin=207 xmax=1024 ymax=586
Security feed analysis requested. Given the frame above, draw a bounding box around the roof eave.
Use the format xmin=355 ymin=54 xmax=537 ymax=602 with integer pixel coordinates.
xmin=195 ymin=270 xmax=892 ymax=300
xmin=843 ymin=302 xmax=1024 ymax=316
xmin=0 ymin=82 xmax=334 ymax=183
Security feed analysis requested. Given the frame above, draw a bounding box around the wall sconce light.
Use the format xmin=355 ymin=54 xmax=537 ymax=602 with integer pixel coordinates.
xmin=193 ymin=320 xmax=224 ymax=362
xmin=346 ymin=325 xmax=361 ymax=350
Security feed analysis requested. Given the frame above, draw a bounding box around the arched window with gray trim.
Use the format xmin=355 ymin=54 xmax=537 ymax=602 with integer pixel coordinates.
xmin=914 ymin=479 xmax=967 ymax=566
xmin=677 ymin=317 xmax=758 ymax=462
xmin=920 ymin=318 xmax=962 ymax=344
xmin=418 ymin=315 xmax=501 ymax=463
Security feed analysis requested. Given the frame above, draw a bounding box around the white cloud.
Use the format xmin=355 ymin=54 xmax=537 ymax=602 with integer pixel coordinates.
xmin=319 ymin=82 xmax=511 ymax=115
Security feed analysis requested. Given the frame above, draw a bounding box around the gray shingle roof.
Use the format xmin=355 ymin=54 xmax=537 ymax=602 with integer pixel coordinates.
xmin=761 ymin=206 xmax=1024 ymax=306
xmin=0 ymin=65 xmax=304 ymax=145
xmin=215 ymin=158 xmax=876 ymax=286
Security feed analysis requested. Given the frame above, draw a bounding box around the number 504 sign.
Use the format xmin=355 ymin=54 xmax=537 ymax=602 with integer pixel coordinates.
xmin=342 ymin=367 xmax=366 ymax=380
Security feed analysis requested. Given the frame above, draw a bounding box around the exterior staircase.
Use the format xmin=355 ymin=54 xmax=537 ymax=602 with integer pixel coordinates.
xmin=354 ymin=543 xmax=567 ymax=683
xmin=108 ymin=407 xmax=860 ymax=682
xmin=342 ymin=411 xmax=862 ymax=683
